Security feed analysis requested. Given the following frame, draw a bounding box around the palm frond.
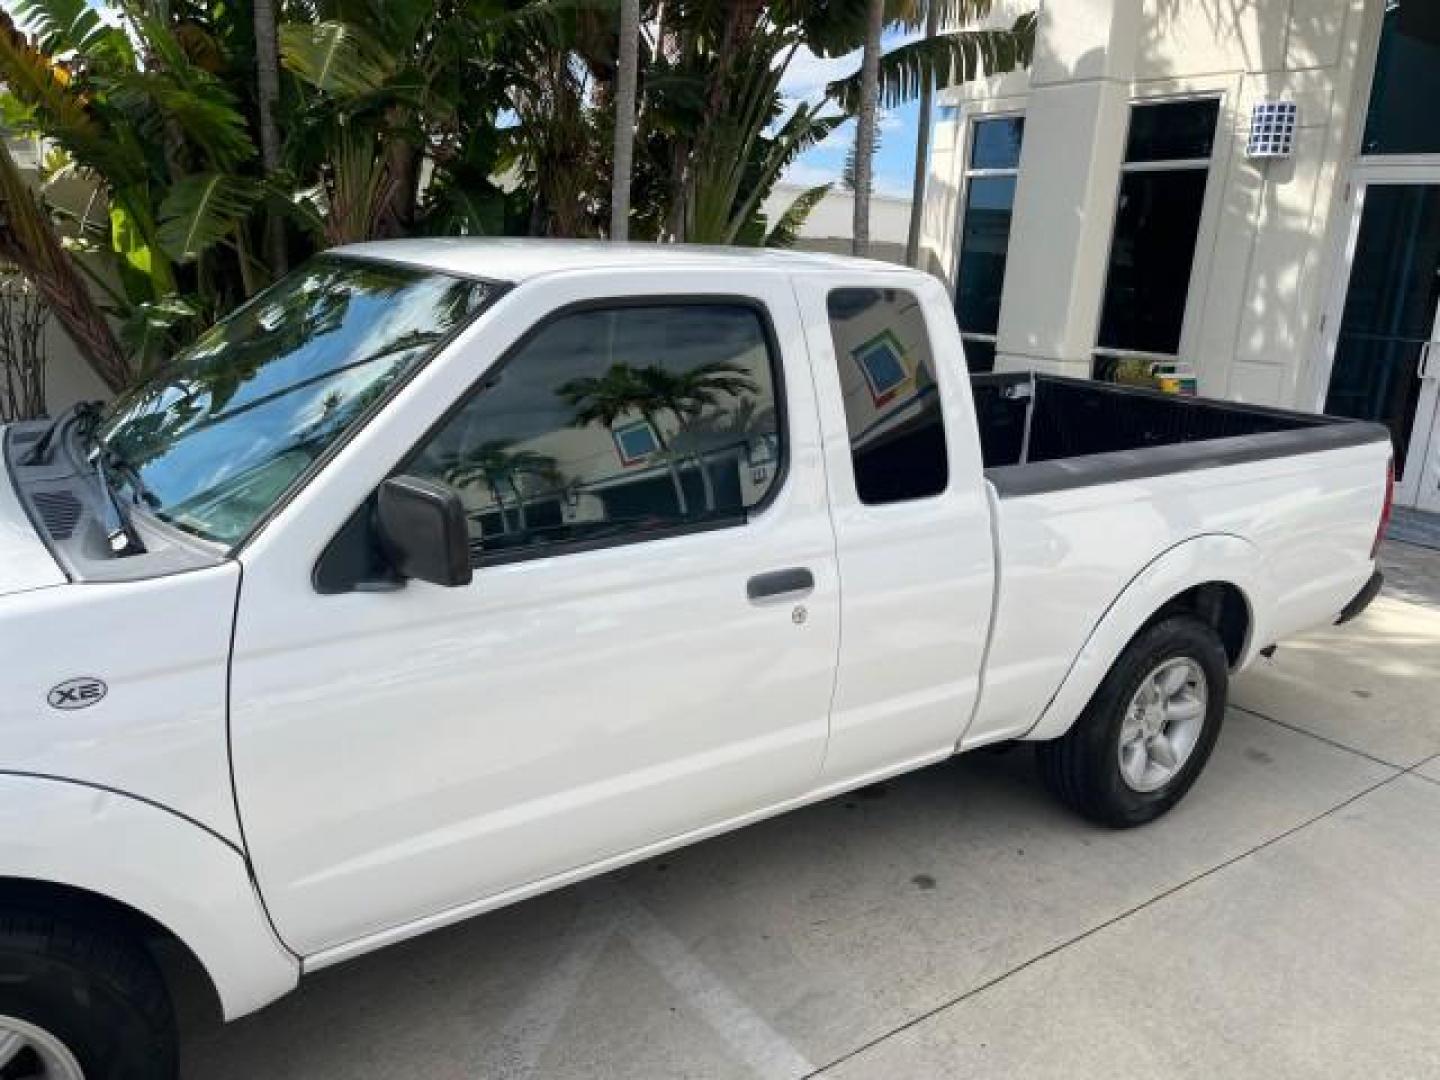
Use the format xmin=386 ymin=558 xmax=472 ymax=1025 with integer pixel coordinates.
xmin=885 ymin=0 xmax=997 ymax=34
xmin=828 ymin=12 xmax=1037 ymax=111
xmin=11 ymin=0 xmax=133 ymax=65
xmin=156 ymin=173 xmax=263 ymax=263
xmin=279 ymin=21 xmax=398 ymax=99
xmin=764 ymin=183 xmax=831 ymax=248
xmin=0 ymin=30 xmax=144 ymax=188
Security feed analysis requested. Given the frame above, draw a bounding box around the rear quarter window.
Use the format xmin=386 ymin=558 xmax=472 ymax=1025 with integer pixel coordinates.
xmin=825 ymin=288 xmax=949 ymax=504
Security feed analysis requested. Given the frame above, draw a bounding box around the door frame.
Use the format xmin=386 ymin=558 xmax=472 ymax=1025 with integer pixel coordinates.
xmin=1312 ymin=161 xmax=1440 ymax=509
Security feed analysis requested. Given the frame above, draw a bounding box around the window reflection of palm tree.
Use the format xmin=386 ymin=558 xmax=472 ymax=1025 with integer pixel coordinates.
xmin=440 ymin=440 xmax=562 ymax=535
xmin=560 ymin=361 xmax=758 ymax=516
xmin=636 ymin=361 xmax=758 ymax=512
xmin=559 ymin=364 xmax=691 ymax=515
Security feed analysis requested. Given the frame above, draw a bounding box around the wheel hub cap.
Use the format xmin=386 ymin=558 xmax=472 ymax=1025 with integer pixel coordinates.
xmin=1118 ymin=657 xmax=1208 ymax=793
xmin=0 ymin=1016 xmax=84 ymax=1080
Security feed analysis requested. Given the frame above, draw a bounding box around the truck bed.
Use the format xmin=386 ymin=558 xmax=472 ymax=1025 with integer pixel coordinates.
xmin=971 ymin=372 xmax=1386 ymax=497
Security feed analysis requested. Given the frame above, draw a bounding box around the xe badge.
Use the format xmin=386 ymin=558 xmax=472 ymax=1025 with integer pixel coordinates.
xmin=47 ymin=678 xmax=107 ymax=710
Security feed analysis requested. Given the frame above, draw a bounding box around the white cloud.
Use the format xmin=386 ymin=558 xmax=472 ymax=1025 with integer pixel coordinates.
xmin=778 ymin=46 xmax=859 ymax=103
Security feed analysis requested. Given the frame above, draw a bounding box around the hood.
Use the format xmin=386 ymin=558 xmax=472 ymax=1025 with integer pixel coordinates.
xmin=0 ymin=442 xmax=66 ymax=596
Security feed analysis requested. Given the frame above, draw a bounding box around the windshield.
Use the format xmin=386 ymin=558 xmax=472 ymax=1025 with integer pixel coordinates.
xmin=97 ymin=257 xmax=492 ymax=546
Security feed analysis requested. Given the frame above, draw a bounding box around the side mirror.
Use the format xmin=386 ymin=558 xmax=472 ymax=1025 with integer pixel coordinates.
xmin=375 ymin=475 xmax=473 ymax=588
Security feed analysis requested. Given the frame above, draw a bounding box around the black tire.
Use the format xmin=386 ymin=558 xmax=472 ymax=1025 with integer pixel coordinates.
xmin=0 ymin=909 xmax=177 ymax=1080
xmin=1037 ymin=614 xmax=1229 ymax=827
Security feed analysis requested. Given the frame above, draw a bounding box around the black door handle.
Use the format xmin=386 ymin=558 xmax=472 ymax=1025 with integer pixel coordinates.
xmin=747 ymin=568 xmax=815 ymax=601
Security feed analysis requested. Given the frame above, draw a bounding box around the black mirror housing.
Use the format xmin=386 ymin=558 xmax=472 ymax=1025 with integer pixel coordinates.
xmin=375 ymin=476 xmax=473 ymax=588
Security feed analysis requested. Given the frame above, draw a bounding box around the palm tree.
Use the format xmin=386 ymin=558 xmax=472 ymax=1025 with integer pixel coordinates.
xmin=851 ymin=0 xmax=884 ymax=257
xmin=610 ymin=0 xmax=641 ymax=241
xmin=559 ymin=363 xmax=690 ymax=516
xmin=253 ymin=0 xmax=286 ymax=274
xmin=0 ymin=140 xmax=129 ymax=392
xmin=906 ymin=0 xmax=942 ymax=266
xmin=830 ymin=4 xmax=1038 ymax=262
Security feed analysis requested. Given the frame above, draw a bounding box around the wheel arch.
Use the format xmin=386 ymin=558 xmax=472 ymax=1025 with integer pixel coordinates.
xmin=0 ymin=876 xmax=223 ymax=1022
xmin=0 ymin=774 xmax=298 ymax=1020
xmin=1022 ymin=534 xmax=1266 ymax=743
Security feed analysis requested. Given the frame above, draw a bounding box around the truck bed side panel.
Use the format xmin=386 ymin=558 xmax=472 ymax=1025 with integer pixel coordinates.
xmin=965 ymin=439 xmax=1388 ymax=748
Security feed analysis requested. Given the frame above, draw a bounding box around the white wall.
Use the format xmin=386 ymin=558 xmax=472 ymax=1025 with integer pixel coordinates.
xmin=762 ymin=185 xmax=912 ymax=265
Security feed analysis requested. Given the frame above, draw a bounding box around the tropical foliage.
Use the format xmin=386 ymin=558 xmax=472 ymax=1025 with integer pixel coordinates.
xmin=0 ymin=0 xmax=1035 ymax=396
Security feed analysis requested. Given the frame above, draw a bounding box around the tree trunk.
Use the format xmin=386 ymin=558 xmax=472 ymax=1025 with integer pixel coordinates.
xmin=851 ymin=0 xmax=884 ymax=257
xmin=906 ymin=1 xmax=942 ymax=267
xmin=253 ymin=0 xmax=287 ymax=277
xmin=648 ymin=416 xmax=689 ymax=515
xmin=508 ymin=476 xmax=529 ymax=532
xmin=610 ymin=0 xmax=641 ymax=241
xmin=0 ymin=145 xmax=129 ymax=394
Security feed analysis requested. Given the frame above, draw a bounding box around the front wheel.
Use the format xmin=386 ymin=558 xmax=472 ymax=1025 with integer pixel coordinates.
xmin=1037 ymin=614 xmax=1229 ymax=827
xmin=0 ymin=910 xmax=177 ymax=1080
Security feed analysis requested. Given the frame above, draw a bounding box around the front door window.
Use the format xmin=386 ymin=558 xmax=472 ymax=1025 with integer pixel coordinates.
xmin=1324 ymin=183 xmax=1440 ymax=508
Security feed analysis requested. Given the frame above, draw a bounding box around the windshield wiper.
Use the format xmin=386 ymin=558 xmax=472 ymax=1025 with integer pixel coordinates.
xmin=98 ymin=445 xmax=160 ymax=510
xmin=90 ymin=448 xmax=146 ymax=556
xmin=19 ymin=400 xmax=103 ymax=466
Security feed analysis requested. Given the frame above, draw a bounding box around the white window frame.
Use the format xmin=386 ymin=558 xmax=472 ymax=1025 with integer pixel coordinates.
xmin=952 ymin=109 xmax=1026 ymax=363
xmin=1092 ymin=90 xmax=1229 ymax=373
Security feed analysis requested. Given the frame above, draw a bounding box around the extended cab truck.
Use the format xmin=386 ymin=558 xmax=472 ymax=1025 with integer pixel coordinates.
xmin=0 ymin=243 xmax=1391 ymax=1077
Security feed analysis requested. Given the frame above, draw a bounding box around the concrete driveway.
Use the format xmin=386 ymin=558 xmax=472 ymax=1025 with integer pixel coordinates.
xmin=180 ymin=542 xmax=1440 ymax=1079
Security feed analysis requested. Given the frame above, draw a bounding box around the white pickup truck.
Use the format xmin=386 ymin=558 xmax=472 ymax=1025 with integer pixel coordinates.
xmin=0 ymin=243 xmax=1391 ymax=1077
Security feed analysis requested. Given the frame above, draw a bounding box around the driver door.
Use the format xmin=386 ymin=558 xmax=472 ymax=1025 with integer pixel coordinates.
xmin=228 ymin=272 xmax=840 ymax=956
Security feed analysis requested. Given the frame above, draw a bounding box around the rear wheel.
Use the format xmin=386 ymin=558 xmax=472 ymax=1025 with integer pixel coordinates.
xmin=0 ymin=910 xmax=176 ymax=1080
xmin=1037 ymin=615 xmax=1228 ymax=827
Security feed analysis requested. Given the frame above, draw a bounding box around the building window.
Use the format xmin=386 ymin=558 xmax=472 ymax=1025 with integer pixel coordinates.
xmin=1094 ymin=97 xmax=1220 ymax=367
xmin=826 ymin=289 xmax=949 ymax=505
xmin=406 ymin=303 xmax=784 ymax=560
xmin=1362 ymin=0 xmax=1440 ymax=156
xmin=954 ymin=115 xmax=1025 ymax=374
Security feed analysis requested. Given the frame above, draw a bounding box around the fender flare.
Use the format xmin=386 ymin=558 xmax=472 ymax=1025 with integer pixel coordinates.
xmin=1022 ymin=534 xmax=1268 ymax=742
xmin=0 ymin=773 xmax=298 ymax=1019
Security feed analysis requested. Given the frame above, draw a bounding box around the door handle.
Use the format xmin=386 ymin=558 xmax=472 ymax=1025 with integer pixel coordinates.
xmin=747 ymin=568 xmax=815 ymax=602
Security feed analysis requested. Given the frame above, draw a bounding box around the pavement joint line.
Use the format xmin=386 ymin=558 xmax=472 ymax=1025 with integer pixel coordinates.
xmin=1228 ymin=702 xmax=1406 ymax=771
xmin=799 ymin=762 xmax=1427 ymax=1080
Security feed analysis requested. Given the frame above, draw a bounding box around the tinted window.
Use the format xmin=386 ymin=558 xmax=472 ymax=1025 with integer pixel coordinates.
xmin=970 ymin=116 xmax=1025 ymax=170
xmin=955 ymin=175 xmax=1019 ymax=338
xmin=408 ymin=304 xmax=783 ymax=559
xmin=1097 ymin=168 xmax=1210 ymax=354
xmin=1363 ymin=2 xmax=1440 ymax=156
xmin=1124 ymin=99 xmax=1220 ymax=163
xmin=1097 ymin=98 xmax=1219 ymax=355
xmin=826 ymin=289 xmax=948 ymax=504
xmin=98 ymin=257 xmax=491 ymax=545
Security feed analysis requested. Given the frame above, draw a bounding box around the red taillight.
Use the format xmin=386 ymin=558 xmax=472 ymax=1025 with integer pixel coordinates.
xmin=1372 ymin=458 xmax=1395 ymax=559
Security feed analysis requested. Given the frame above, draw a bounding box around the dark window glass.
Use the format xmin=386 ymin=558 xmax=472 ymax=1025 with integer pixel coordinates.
xmin=1324 ymin=184 xmax=1440 ymax=479
xmin=408 ymin=304 xmax=783 ymax=559
xmin=955 ymin=175 xmax=1018 ymax=335
xmin=826 ymin=289 xmax=948 ymax=504
xmin=1124 ymin=99 xmax=1220 ymax=163
xmin=1362 ymin=2 xmax=1440 ymax=156
xmin=97 ymin=257 xmax=491 ymax=545
xmin=962 ymin=338 xmax=997 ymax=374
xmin=970 ymin=117 xmax=1025 ymax=170
xmin=1097 ymin=168 xmax=1210 ymax=355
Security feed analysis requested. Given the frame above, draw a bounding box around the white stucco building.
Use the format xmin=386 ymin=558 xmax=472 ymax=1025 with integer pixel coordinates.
xmin=922 ymin=0 xmax=1440 ymax=511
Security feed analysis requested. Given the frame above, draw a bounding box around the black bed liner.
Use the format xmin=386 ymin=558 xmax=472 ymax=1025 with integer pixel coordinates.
xmin=972 ymin=372 xmax=1390 ymax=498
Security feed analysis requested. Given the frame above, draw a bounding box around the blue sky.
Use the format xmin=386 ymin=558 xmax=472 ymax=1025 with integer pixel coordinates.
xmin=776 ymin=32 xmax=925 ymax=201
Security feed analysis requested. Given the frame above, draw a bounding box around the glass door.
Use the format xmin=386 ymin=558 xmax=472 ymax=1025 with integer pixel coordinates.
xmin=1322 ymin=178 xmax=1440 ymax=510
